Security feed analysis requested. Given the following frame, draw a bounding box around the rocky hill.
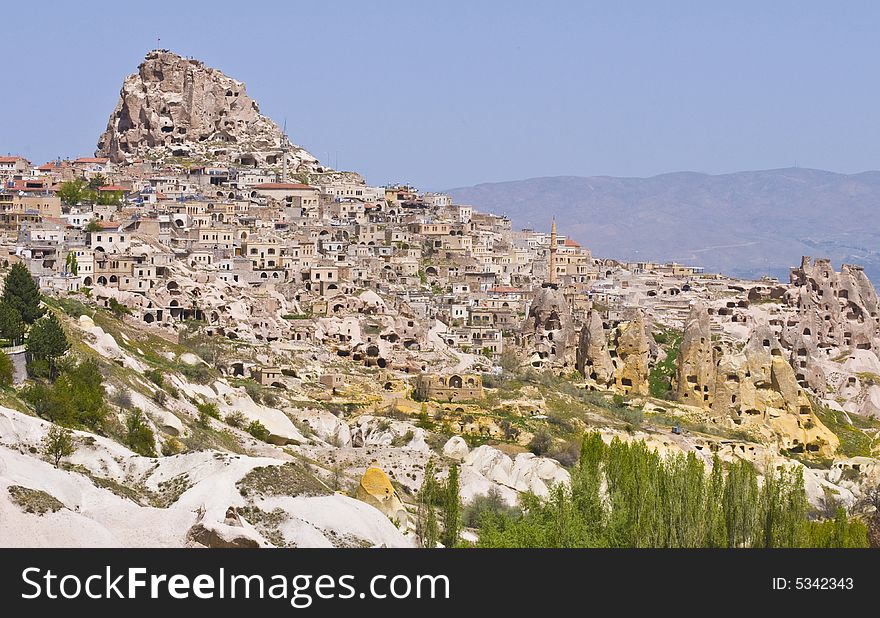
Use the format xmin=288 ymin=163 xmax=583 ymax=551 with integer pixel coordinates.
xmin=95 ymin=50 xmax=318 ymax=172
xmin=448 ymin=168 xmax=880 ymax=282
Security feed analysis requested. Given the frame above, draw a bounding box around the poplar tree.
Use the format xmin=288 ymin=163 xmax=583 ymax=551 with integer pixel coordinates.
xmin=704 ymin=454 xmax=728 ymax=547
xmin=417 ymin=460 xmax=440 ymax=548
xmin=723 ymin=459 xmax=759 ymax=548
xmin=441 ymin=463 xmax=461 ymax=548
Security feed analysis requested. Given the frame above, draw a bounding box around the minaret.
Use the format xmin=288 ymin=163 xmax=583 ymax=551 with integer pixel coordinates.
xmin=280 ymin=120 xmax=290 ymax=183
xmin=549 ymin=218 xmax=558 ymax=285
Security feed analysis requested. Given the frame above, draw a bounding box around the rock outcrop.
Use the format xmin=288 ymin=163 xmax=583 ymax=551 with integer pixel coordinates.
xmin=610 ymin=309 xmax=650 ymax=395
xmin=784 ymin=257 xmax=880 ymax=357
xmin=442 ymin=436 xmax=470 ymax=461
xmin=355 ymin=463 xmax=408 ymax=526
xmin=576 ymin=310 xmax=614 ymax=385
xmin=461 ymin=445 xmax=570 ymax=498
xmin=712 ymin=325 xmax=839 ymax=457
xmin=521 ymin=284 xmax=577 ymax=368
xmin=674 ymin=302 xmax=716 ymax=407
xmin=96 ymin=50 xmax=318 ymax=171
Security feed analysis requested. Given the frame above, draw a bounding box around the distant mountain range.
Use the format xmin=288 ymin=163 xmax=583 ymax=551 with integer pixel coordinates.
xmin=447 ymin=168 xmax=880 ymax=283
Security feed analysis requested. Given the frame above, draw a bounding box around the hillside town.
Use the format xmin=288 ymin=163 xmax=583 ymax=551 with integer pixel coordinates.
xmin=0 ymin=50 xmax=877 ymax=549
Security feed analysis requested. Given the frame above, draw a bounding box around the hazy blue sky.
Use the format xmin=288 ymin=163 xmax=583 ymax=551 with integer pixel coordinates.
xmin=3 ymin=1 xmax=880 ymax=188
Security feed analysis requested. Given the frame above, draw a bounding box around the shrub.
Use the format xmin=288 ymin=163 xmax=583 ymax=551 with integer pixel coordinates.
xmin=225 ymin=411 xmax=246 ymax=428
xmin=528 ymin=429 xmax=554 ymax=456
xmin=247 ymin=420 xmax=271 ymax=442
xmin=145 ymin=368 xmax=165 ymax=388
xmin=111 ymin=389 xmax=133 ymax=409
xmin=23 ymin=359 xmax=106 ymax=428
xmin=179 ymin=363 xmax=212 ymax=385
xmin=42 ymin=425 xmax=76 ymax=467
xmin=244 ymin=382 xmax=262 ymax=404
xmin=196 ymin=401 xmax=220 ymax=419
xmin=108 ymin=298 xmax=131 ymax=318
xmin=550 ymin=440 xmax=581 ymax=468
xmin=125 ymin=409 xmax=156 ymax=457
xmin=161 ymin=438 xmax=185 ymax=456
xmin=463 ymin=487 xmax=521 ymax=528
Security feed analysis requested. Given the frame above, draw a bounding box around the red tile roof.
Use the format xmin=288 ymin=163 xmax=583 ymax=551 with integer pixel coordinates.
xmin=37 ymin=161 xmax=68 ymax=170
xmin=0 ymin=156 xmax=27 ymax=164
xmin=98 ymin=185 xmax=127 ymax=192
xmin=5 ymin=179 xmax=49 ymax=192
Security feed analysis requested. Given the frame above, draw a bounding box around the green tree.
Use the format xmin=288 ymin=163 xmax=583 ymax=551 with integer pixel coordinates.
xmin=126 ymin=409 xmax=156 ymax=457
xmin=24 ymin=359 xmax=105 ymax=427
xmin=0 ymin=350 xmax=13 ymax=386
xmin=2 ymin=263 xmax=44 ymax=324
xmin=96 ymin=190 xmax=122 ymax=206
xmin=441 ymin=463 xmax=461 ymax=548
xmin=84 ymin=219 xmax=102 ymax=233
xmin=57 ymin=179 xmax=90 ymax=205
xmin=23 ymin=382 xmax=74 ymax=425
xmin=0 ymin=302 xmax=25 ymax=345
xmin=474 ymin=432 xmax=869 ymax=549
xmin=26 ymin=313 xmax=69 ymax=378
xmin=42 ymin=425 xmax=76 ymax=467
xmin=723 ymin=459 xmax=760 ymax=548
xmin=65 ymin=252 xmax=79 ymax=276
xmin=704 ymin=455 xmax=728 ymax=547
xmin=57 ymin=359 xmax=106 ymax=427
xmin=87 ymin=174 xmax=107 ymax=190
xmin=416 ymin=460 xmax=440 ymax=548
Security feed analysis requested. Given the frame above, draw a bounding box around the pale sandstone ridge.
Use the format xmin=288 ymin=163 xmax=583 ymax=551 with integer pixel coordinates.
xmin=96 ymin=50 xmax=318 ymax=171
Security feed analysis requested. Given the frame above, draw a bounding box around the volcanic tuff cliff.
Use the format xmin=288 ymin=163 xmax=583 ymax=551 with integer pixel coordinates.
xmin=96 ymin=50 xmax=318 ymax=171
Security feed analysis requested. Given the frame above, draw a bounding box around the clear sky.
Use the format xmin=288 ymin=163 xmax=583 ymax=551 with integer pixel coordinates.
xmin=3 ymin=1 xmax=880 ymax=188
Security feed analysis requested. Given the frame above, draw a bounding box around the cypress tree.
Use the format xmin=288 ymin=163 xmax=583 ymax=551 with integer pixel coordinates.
xmin=441 ymin=463 xmax=461 ymax=548
xmin=2 ymin=263 xmax=44 ymax=324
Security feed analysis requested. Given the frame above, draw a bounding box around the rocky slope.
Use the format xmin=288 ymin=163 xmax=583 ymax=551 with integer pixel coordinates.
xmin=96 ymin=50 xmax=318 ymax=172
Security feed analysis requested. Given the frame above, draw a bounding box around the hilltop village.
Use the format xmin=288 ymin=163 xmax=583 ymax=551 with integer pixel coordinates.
xmin=0 ymin=50 xmax=878 ymax=547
